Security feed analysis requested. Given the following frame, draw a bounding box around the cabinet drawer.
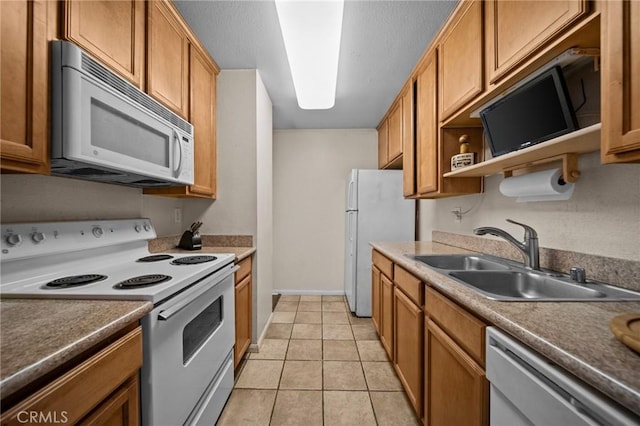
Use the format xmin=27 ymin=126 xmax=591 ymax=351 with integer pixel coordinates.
xmin=394 ymin=265 xmax=423 ymax=306
xmin=235 ymin=256 xmax=252 ymax=283
xmin=372 ymin=250 xmax=393 ymax=279
xmin=425 ymin=287 xmax=486 ymax=366
xmin=1 ymin=327 xmax=143 ymax=425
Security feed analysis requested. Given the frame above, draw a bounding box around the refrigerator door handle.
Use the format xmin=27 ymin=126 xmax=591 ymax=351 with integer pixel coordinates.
xmin=347 ymin=180 xmax=354 ymax=209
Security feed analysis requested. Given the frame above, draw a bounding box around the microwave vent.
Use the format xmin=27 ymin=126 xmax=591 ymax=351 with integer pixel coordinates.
xmin=59 ymin=167 xmax=124 ymax=177
xmin=80 ymin=53 xmax=192 ymax=135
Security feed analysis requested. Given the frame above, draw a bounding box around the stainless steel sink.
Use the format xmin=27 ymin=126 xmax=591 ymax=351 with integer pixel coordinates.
xmin=405 ymin=253 xmax=640 ymax=301
xmin=409 ymin=254 xmax=512 ymax=271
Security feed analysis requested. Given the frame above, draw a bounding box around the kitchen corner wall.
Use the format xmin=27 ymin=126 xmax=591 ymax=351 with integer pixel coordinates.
xmin=0 ymin=174 xmax=184 ymax=236
xmin=419 ymin=152 xmax=640 ymax=261
xmin=273 ymin=129 xmax=378 ymax=293
xmin=182 ymin=70 xmax=273 ymax=345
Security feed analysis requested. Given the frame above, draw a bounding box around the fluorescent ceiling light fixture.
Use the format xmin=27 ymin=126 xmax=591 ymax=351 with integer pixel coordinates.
xmin=275 ymin=0 xmax=344 ymax=110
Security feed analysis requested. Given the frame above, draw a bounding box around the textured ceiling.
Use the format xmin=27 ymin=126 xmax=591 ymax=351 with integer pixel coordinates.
xmin=174 ymin=0 xmax=458 ymax=129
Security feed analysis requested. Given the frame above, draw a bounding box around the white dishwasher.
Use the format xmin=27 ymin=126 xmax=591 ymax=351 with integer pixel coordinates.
xmin=486 ymin=327 xmax=640 ymax=426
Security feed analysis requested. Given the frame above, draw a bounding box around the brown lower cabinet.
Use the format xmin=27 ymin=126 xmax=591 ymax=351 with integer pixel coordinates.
xmin=1 ymin=326 xmax=142 ymax=426
xmin=380 ymin=274 xmax=394 ymax=359
xmin=234 ymin=256 xmax=253 ymax=367
xmin=424 ymin=318 xmax=488 ymax=426
xmin=371 ymin=251 xmax=489 ymax=422
xmin=371 ymin=265 xmax=381 ymax=334
xmin=393 ymin=288 xmax=423 ymax=417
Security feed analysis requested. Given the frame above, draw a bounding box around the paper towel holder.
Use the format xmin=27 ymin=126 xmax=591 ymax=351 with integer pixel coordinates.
xmin=503 ymin=153 xmax=581 ymax=183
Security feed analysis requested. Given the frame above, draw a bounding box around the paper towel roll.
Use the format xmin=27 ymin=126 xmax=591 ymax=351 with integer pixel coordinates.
xmin=499 ymin=168 xmax=574 ymax=202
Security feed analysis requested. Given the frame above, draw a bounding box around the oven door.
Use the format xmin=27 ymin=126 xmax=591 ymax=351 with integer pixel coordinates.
xmin=140 ymin=264 xmax=236 ymax=426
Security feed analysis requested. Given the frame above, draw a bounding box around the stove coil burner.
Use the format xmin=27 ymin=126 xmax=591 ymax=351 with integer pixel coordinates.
xmin=171 ymin=255 xmax=217 ymax=265
xmin=45 ymin=274 xmax=108 ymax=289
xmin=137 ymin=254 xmax=174 ymax=262
xmin=114 ymin=274 xmax=172 ymax=289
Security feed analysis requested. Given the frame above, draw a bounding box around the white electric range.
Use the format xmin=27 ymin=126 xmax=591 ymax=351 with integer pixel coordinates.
xmin=1 ymin=219 xmax=237 ymax=425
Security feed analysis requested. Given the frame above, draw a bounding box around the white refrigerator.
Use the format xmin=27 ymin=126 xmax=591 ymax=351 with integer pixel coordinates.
xmin=344 ymin=169 xmax=415 ymax=316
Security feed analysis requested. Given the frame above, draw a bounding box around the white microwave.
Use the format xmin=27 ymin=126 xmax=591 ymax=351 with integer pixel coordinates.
xmin=50 ymin=41 xmax=194 ymax=188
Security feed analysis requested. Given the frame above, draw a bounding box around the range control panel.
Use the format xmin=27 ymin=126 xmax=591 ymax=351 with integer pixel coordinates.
xmin=1 ymin=219 xmax=155 ymax=261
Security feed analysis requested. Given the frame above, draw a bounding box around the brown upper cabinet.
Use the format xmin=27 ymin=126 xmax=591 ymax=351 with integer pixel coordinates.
xmin=415 ymin=52 xmax=438 ymax=196
xmin=64 ymin=0 xmax=145 ymax=88
xmin=387 ymin=101 xmax=403 ymax=162
xmin=401 ymin=83 xmax=415 ymax=196
xmin=410 ymin=50 xmax=483 ymax=199
xmin=147 ymin=0 xmax=190 ymax=119
xmin=378 ymin=119 xmax=389 ymax=168
xmin=147 ymin=42 xmax=219 ymax=199
xmin=0 ymin=0 xmax=52 ymax=174
xmin=378 ymin=115 xmax=403 ymax=169
xmin=438 ymin=0 xmax=483 ymax=121
xmin=485 ymin=0 xmax=589 ymax=85
xmin=378 ymin=86 xmax=410 ymax=170
xmin=0 ymin=0 xmax=221 ymax=198
xmin=187 ymin=44 xmax=218 ymax=197
xmin=602 ymin=0 xmax=640 ymax=163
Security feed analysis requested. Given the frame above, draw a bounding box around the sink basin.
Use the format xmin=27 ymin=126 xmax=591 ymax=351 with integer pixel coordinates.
xmin=405 ymin=253 xmax=640 ymax=301
xmin=449 ymin=271 xmax=640 ymax=301
xmin=410 ymin=254 xmax=511 ymax=271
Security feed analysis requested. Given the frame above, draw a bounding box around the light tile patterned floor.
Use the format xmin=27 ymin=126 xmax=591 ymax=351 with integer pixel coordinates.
xmin=217 ymin=295 xmax=420 ymax=425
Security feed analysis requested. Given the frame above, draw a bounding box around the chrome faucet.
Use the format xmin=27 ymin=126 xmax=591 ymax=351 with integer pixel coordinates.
xmin=474 ymin=219 xmax=540 ymax=270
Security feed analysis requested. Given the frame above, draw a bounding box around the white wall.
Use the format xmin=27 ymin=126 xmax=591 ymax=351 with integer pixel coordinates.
xmin=419 ymin=152 xmax=640 ymax=261
xmin=273 ymin=129 xmax=378 ymax=293
xmin=182 ymin=70 xmax=273 ymax=343
xmin=0 ymin=174 xmax=184 ymax=236
xmin=182 ymin=71 xmax=258 ymax=235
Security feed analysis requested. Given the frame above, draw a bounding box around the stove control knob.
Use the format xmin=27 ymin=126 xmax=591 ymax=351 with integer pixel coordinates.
xmin=6 ymin=234 xmax=22 ymax=246
xmin=134 ymin=225 xmax=142 ymax=233
xmin=31 ymin=232 xmax=46 ymax=244
xmin=144 ymin=224 xmax=151 ymax=232
xmin=92 ymin=227 xmax=104 ymax=238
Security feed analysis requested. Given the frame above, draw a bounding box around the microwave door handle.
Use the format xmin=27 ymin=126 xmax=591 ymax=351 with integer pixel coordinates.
xmin=173 ymin=131 xmax=183 ymax=177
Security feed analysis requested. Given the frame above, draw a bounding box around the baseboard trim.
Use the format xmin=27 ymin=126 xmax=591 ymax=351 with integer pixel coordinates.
xmin=249 ymin=311 xmax=274 ymax=353
xmin=272 ymin=289 xmax=345 ymax=296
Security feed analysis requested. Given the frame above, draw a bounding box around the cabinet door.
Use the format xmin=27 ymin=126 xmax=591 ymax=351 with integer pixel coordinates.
xmin=189 ymin=44 xmax=218 ymax=197
xmin=439 ymin=0 xmax=483 ymax=121
xmin=79 ymin=376 xmax=139 ymax=426
xmin=378 ymin=119 xmax=389 ymax=168
xmin=64 ymin=0 xmax=145 ymax=88
xmin=602 ymin=0 xmax=640 ymax=163
xmin=380 ymin=274 xmax=394 ymax=359
xmin=485 ymin=0 xmax=588 ymax=84
xmin=0 ymin=328 xmax=142 ymax=425
xmin=424 ymin=319 xmax=488 ymax=426
xmin=394 ymin=289 xmax=423 ymax=417
xmin=234 ymin=275 xmax=252 ymax=367
xmin=372 ymin=265 xmax=381 ymax=334
xmin=402 ymin=83 xmax=415 ymax=197
xmin=387 ymin=101 xmax=403 ymax=162
xmin=416 ymin=52 xmax=438 ymax=195
xmin=147 ymin=0 xmax=189 ymax=118
xmin=0 ymin=0 xmax=49 ymax=174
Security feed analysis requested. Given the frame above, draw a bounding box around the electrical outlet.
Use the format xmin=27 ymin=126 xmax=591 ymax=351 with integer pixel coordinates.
xmin=174 ymin=208 xmax=182 ymax=224
xmin=452 ymin=207 xmax=463 ymax=223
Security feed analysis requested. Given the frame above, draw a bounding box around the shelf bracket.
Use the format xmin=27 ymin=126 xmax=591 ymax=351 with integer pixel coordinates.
xmin=502 ymin=153 xmax=581 ymax=183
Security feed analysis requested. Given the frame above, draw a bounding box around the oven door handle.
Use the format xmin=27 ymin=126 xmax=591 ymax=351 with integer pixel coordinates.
xmin=158 ymin=265 xmax=238 ymax=321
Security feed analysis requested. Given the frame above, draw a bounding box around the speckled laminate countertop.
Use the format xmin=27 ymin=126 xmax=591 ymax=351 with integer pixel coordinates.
xmin=0 ymin=299 xmax=152 ymax=400
xmin=371 ymin=241 xmax=640 ymax=417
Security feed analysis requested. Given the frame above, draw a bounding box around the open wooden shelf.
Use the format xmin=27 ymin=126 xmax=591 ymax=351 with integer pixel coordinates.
xmin=444 ymin=123 xmax=601 ymax=180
